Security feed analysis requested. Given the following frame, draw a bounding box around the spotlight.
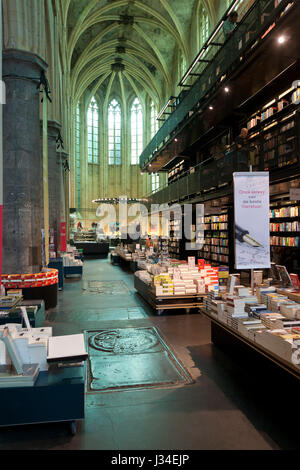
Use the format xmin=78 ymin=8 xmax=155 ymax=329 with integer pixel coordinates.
xmin=209 ymin=106 xmax=214 ymax=110
xmin=278 ymin=35 xmax=286 ymax=44
xmin=224 ymin=87 xmax=230 ymax=93
xmin=174 ymin=138 xmax=178 ymax=142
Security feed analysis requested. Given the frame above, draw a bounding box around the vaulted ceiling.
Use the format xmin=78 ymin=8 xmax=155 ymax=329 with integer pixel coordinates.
xmin=62 ymin=0 xmax=204 ymax=107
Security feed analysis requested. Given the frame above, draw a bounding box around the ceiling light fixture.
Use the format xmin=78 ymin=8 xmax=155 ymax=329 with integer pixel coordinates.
xmin=278 ymin=35 xmax=286 ymax=44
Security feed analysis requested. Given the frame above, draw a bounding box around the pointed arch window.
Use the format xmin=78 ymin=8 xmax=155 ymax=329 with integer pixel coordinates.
xmin=76 ymin=103 xmax=80 ymax=208
xmin=87 ymin=97 xmax=99 ymax=164
xmin=199 ymin=6 xmax=209 ymax=46
xmin=131 ymin=97 xmax=143 ymax=165
xmin=152 ymin=173 xmax=160 ymax=193
xmin=179 ymin=51 xmax=186 ymax=81
xmin=151 ymin=101 xmax=158 ymax=139
xmin=108 ymin=99 xmax=121 ymax=165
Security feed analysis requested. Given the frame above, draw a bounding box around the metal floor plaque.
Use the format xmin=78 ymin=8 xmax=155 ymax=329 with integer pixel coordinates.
xmin=85 ymin=327 xmax=193 ymax=392
xmin=82 ymin=280 xmax=130 ymax=295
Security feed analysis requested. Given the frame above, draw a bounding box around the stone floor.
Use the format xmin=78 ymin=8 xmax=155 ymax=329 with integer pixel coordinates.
xmin=0 ymin=257 xmax=299 ymax=450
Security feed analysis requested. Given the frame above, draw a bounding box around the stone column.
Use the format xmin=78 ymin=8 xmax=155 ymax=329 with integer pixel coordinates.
xmin=59 ymin=150 xmax=70 ymax=241
xmin=48 ymin=120 xmax=62 ymax=255
xmin=3 ymin=50 xmax=47 ymax=274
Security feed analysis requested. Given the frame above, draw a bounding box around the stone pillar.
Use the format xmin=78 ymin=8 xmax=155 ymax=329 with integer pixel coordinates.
xmin=48 ymin=120 xmax=62 ymax=255
xmin=3 ymin=50 xmax=47 ymax=274
xmin=57 ymin=150 xmax=70 ymax=243
xmin=61 ymin=151 xmax=70 ymax=242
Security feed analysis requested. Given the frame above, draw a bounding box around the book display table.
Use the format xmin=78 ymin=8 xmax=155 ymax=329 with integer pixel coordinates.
xmin=2 ymin=269 xmax=59 ymax=309
xmin=0 ymin=365 xmax=85 ymax=434
xmin=276 ymin=289 xmax=300 ymax=304
xmin=48 ymin=258 xmax=64 ymax=290
xmin=200 ymin=308 xmax=300 ymax=380
xmin=134 ymin=275 xmax=207 ymax=315
xmin=0 ymin=300 xmax=45 ymax=328
xmin=74 ymin=242 xmax=109 ymax=256
xmin=64 ymin=266 xmax=83 ymax=278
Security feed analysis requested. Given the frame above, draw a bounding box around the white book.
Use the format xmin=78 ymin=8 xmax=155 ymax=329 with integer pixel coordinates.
xmin=47 ymin=334 xmax=88 ymax=363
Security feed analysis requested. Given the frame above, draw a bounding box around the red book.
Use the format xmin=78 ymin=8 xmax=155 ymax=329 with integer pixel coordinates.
xmin=290 ymin=274 xmax=300 ymax=292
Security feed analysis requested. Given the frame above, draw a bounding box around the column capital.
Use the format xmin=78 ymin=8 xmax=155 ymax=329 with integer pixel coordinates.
xmin=48 ymin=120 xmax=62 ymax=138
xmin=57 ymin=149 xmax=69 ymax=160
xmin=3 ymin=49 xmax=48 ymax=80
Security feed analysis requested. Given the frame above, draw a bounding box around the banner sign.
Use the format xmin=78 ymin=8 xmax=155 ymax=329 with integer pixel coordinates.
xmin=234 ymin=172 xmax=270 ymax=270
xmin=60 ymin=222 xmax=67 ymax=252
xmin=0 ymin=205 xmax=2 ymax=286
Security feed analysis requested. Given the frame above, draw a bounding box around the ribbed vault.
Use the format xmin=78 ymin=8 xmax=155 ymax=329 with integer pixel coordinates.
xmin=61 ymin=0 xmax=205 ymax=107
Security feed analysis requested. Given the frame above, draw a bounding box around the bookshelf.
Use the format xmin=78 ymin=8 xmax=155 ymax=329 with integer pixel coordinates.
xmin=168 ymin=159 xmax=188 ymax=184
xmin=74 ymin=230 xmax=97 ymax=242
xmin=269 ymin=203 xmax=300 ymax=248
xmin=168 ymin=215 xmax=183 ymax=259
xmin=269 ymin=200 xmax=300 ymax=275
xmin=198 ymin=212 xmax=230 ymax=266
xmin=246 ymin=86 xmax=299 ymax=171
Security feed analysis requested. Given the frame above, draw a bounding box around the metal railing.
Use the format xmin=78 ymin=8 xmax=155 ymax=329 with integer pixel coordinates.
xmin=139 ymin=0 xmax=295 ymax=169
xmin=146 ymin=150 xmax=250 ymax=205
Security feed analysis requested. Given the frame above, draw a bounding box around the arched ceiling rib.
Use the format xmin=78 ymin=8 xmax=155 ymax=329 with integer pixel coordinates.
xmin=71 ymin=39 xmax=171 ymax=94
xmin=75 ymin=56 xmax=161 ymax=105
xmin=66 ymin=0 xmax=198 ymax=110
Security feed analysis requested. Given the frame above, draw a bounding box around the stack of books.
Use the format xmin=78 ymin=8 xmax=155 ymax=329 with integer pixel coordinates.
xmin=0 ymin=364 xmax=39 ymax=388
xmin=238 ymin=318 xmax=267 ymax=339
xmin=244 ymin=303 xmax=268 ymax=317
xmin=256 ymin=286 xmax=277 ymax=304
xmin=0 ymin=296 xmax=22 ymax=312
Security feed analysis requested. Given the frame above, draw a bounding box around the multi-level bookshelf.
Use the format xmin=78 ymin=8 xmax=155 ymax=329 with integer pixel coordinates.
xmin=246 ymin=86 xmax=299 ymax=171
xmin=269 ymin=203 xmax=300 ymax=248
xmin=198 ymin=212 xmax=230 ymax=266
xmin=168 ymin=215 xmax=183 ymax=259
xmin=168 ymin=159 xmax=188 ymax=184
xmin=269 ymin=201 xmax=300 ymax=275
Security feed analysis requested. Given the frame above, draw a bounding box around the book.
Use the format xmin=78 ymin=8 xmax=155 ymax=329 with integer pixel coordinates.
xmin=47 ymin=334 xmax=88 ymax=363
xmin=0 ymin=364 xmax=39 ymax=388
xmin=290 ymin=274 xmax=300 ymax=292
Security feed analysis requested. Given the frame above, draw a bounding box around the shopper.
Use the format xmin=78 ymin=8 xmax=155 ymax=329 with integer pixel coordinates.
xmin=223 ymin=11 xmax=238 ymax=40
xmin=235 ymin=128 xmax=248 ymax=149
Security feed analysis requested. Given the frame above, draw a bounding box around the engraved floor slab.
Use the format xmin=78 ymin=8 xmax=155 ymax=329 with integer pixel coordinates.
xmin=86 ymin=327 xmax=193 ymax=392
xmin=82 ymin=280 xmax=130 ymax=295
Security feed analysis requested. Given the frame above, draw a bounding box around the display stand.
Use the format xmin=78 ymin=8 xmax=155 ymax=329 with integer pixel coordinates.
xmin=0 ymin=300 xmax=45 ymax=328
xmin=74 ymin=242 xmax=109 ymax=256
xmin=200 ymin=308 xmax=300 ymax=380
xmin=64 ymin=266 xmax=83 ymax=278
xmin=134 ymin=275 xmax=207 ymax=315
xmin=48 ymin=258 xmax=64 ymax=290
xmin=0 ymin=365 xmax=85 ymax=434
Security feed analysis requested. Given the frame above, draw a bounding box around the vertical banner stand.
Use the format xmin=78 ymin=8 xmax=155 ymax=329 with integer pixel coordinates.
xmin=43 ymin=90 xmax=50 ymax=266
xmin=249 ymin=164 xmax=254 ymax=295
xmin=60 ymin=148 xmax=66 ymax=253
xmin=0 ymin=1 xmax=3 ymax=290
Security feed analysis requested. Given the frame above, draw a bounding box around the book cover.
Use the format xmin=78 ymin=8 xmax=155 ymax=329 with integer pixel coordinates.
xmin=290 ymin=274 xmax=300 ymax=292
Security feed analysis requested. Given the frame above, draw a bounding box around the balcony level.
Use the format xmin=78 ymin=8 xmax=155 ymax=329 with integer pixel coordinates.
xmin=139 ymin=0 xmax=299 ymax=173
xmin=147 ymin=147 xmax=300 ymax=206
